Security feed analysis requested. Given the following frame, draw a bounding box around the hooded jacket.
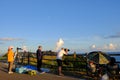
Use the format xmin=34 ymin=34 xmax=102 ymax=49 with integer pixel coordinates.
xmin=7 ymin=49 xmax=14 ymax=62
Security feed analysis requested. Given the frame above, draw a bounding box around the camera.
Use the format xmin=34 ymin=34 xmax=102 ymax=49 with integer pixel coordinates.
xmin=64 ymin=48 xmax=70 ymax=52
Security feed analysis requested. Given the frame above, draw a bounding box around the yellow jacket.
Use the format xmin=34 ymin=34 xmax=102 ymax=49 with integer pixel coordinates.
xmin=7 ymin=49 xmax=14 ymax=62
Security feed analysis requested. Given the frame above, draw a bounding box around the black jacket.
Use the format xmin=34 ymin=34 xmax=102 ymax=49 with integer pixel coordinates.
xmin=36 ymin=49 xmax=43 ymax=60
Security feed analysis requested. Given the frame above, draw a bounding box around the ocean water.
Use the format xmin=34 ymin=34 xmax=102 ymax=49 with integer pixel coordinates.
xmin=111 ymin=56 xmax=120 ymax=61
xmin=107 ymin=52 xmax=120 ymax=62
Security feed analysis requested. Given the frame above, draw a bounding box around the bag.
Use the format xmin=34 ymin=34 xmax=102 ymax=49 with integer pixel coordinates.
xmin=28 ymin=70 xmax=37 ymax=76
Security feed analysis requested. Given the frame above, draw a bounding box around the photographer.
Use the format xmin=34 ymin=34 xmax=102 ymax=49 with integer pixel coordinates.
xmin=56 ymin=48 xmax=70 ymax=76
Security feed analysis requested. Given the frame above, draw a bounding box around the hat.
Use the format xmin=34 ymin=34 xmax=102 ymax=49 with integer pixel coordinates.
xmin=8 ymin=46 xmax=14 ymax=49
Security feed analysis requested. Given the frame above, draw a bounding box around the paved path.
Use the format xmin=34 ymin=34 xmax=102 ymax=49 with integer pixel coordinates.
xmin=0 ymin=62 xmax=81 ymax=80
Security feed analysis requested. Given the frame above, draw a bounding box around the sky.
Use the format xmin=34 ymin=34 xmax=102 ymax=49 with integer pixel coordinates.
xmin=0 ymin=0 xmax=120 ymax=54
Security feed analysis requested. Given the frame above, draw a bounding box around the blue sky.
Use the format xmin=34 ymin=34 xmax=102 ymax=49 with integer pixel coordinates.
xmin=0 ymin=0 xmax=120 ymax=54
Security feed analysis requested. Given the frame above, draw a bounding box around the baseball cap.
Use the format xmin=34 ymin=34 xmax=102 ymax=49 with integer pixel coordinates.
xmin=8 ymin=46 xmax=14 ymax=49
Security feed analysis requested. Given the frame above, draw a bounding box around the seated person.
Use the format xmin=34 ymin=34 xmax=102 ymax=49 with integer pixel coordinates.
xmin=88 ymin=61 xmax=97 ymax=74
xmin=107 ymin=57 xmax=119 ymax=75
xmin=90 ymin=61 xmax=96 ymax=73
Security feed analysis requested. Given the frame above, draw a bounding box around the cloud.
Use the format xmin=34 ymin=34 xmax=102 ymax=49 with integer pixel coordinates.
xmin=90 ymin=44 xmax=99 ymax=51
xmin=55 ymin=38 xmax=64 ymax=51
xmin=103 ymin=43 xmax=117 ymax=50
xmin=90 ymin=43 xmax=117 ymax=51
xmin=0 ymin=37 xmax=23 ymax=41
xmin=90 ymin=44 xmax=96 ymax=49
xmin=104 ymin=32 xmax=120 ymax=39
xmin=108 ymin=43 xmax=116 ymax=50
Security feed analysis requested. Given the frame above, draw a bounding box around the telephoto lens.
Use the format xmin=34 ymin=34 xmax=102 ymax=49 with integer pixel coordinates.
xmin=64 ymin=48 xmax=70 ymax=52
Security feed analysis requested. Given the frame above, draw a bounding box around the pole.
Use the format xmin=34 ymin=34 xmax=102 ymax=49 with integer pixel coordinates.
xmin=28 ymin=52 xmax=30 ymax=65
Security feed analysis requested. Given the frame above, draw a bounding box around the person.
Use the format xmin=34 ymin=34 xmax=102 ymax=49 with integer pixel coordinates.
xmin=36 ymin=46 xmax=43 ymax=72
xmin=107 ymin=57 xmax=119 ymax=75
xmin=88 ymin=61 xmax=97 ymax=77
xmin=56 ymin=48 xmax=69 ymax=76
xmin=89 ymin=61 xmax=96 ymax=73
xmin=7 ymin=46 xmax=14 ymax=74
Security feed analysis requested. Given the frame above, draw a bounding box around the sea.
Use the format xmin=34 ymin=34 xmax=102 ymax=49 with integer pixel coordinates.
xmin=107 ymin=52 xmax=120 ymax=62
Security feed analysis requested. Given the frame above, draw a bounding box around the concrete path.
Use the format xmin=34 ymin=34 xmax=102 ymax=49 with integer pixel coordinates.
xmin=0 ymin=62 xmax=82 ymax=80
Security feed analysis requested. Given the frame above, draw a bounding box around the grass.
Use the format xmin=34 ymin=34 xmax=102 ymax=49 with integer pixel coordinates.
xmin=0 ymin=56 xmax=7 ymax=60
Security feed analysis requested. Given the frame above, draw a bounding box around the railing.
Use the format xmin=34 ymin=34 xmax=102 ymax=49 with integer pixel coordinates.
xmin=13 ymin=52 xmax=88 ymax=77
xmin=1 ymin=51 xmax=120 ymax=79
xmin=15 ymin=52 xmax=120 ymax=68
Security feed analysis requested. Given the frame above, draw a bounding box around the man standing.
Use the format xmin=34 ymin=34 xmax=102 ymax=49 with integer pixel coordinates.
xmin=36 ymin=46 xmax=43 ymax=72
xmin=7 ymin=46 xmax=14 ymax=74
xmin=56 ymin=48 xmax=69 ymax=76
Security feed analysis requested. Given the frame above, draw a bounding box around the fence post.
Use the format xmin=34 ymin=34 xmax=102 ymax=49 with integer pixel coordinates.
xmin=73 ymin=52 xmax=76 ymax=72
xmin=28 ymin=52 xmax=30 ymax=65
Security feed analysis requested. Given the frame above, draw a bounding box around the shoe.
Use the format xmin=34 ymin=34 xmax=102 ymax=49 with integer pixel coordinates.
xmin=40 ymin=71 xmax=45 ymax=74
xmin=8 ymin=71 xmax=13 ymax=74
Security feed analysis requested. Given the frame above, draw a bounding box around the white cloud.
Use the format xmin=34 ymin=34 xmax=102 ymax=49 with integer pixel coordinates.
xmin=90 ymin=44 xmax=99 ymax=51
xmin=0 ymin=37 xmax=23 ymax=41
xmin=108 ymin=43 xmax=116 ymax=50
xmin=91 ymin=44 xmax=96 ymax=49
xmin=90 ymin=43 xmax=118 ymax=51
xmin=102 ymin=43 xmax=117 ymax=50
